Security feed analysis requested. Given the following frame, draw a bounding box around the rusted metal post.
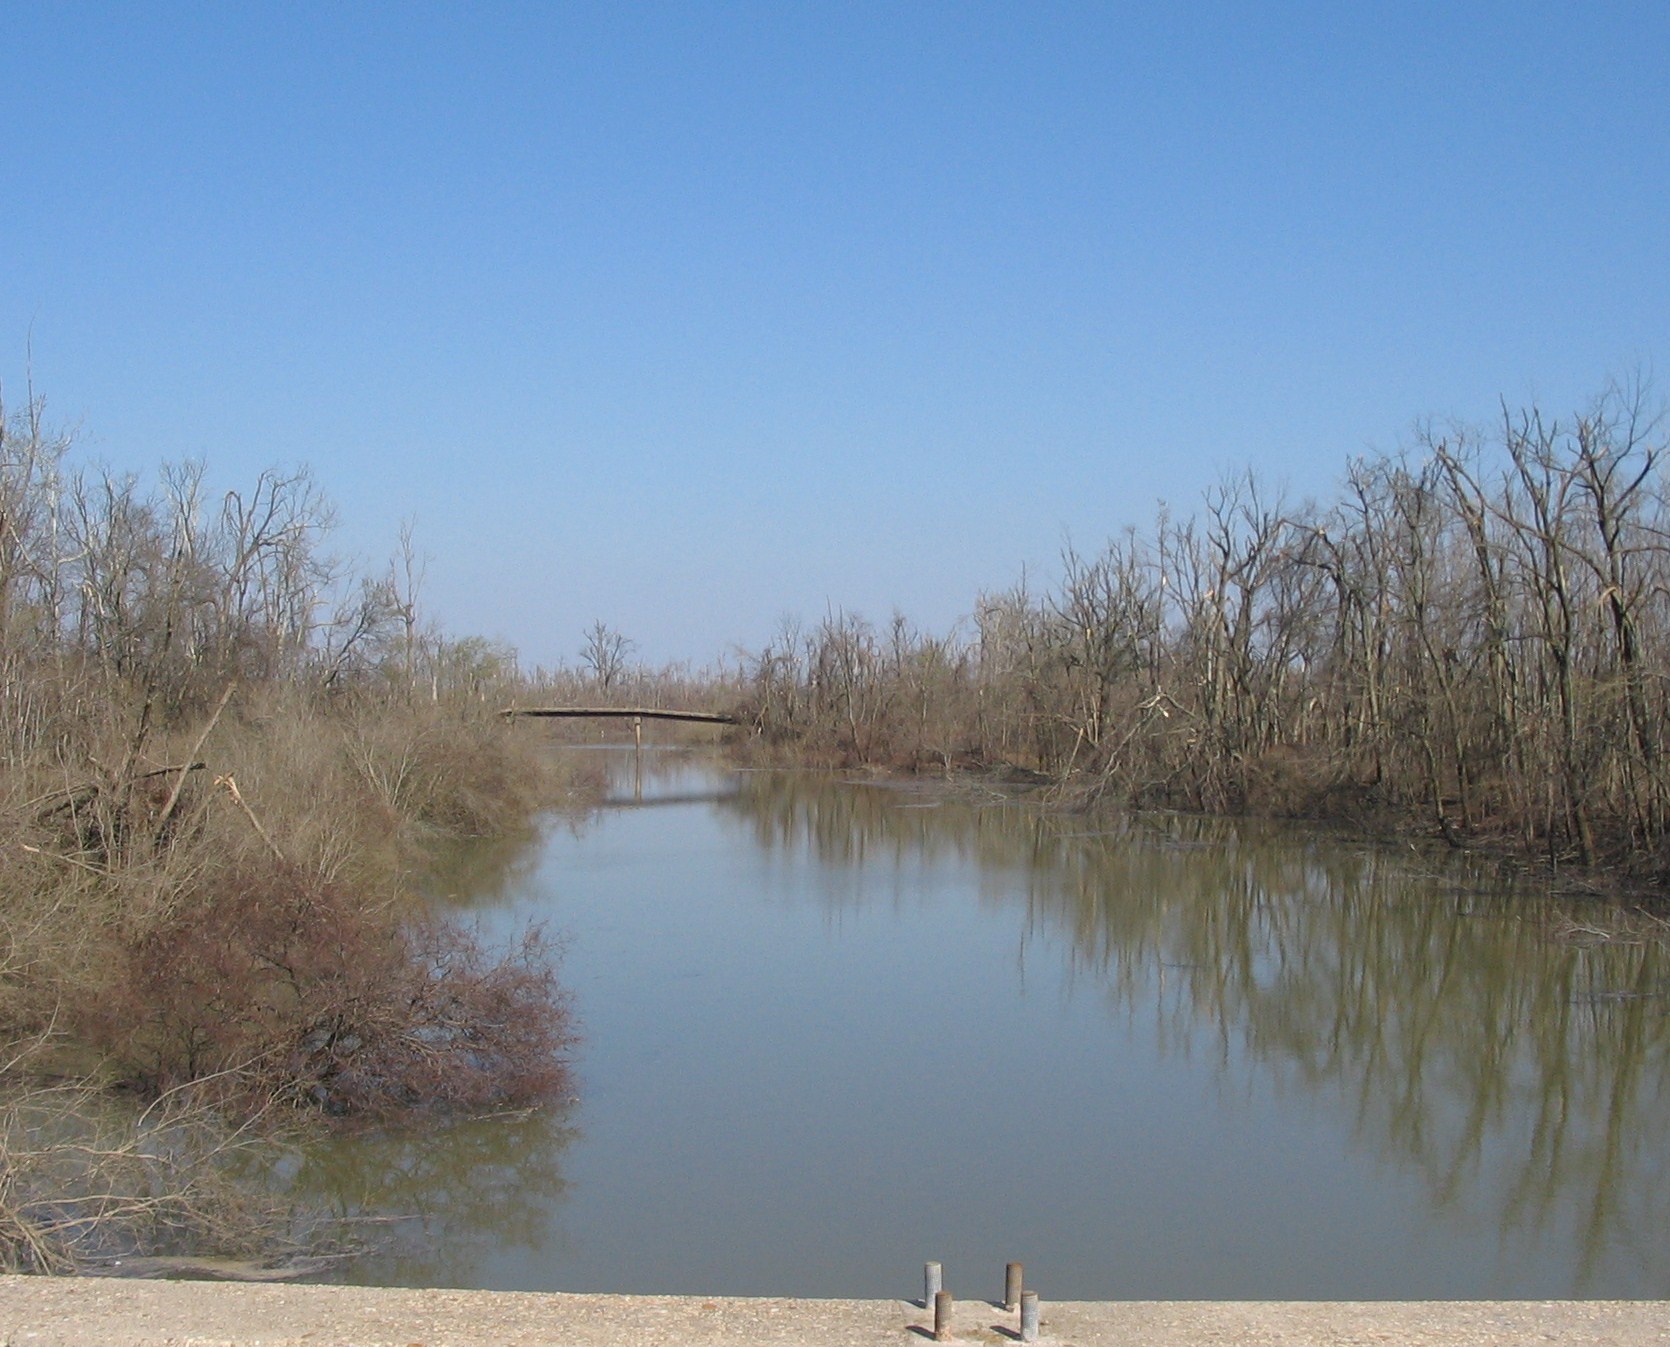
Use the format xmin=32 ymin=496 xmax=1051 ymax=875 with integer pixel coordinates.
xmin=1019 ymin=1290 xmax=1040 ymax=1342
xmin=923 ymin=1261 xmax=942 ymax=1308
xmin=1003 ymin=1262 xmax=1023 ymax=1311
xmin=933 ymin=1289 xmax=954 ymax=1341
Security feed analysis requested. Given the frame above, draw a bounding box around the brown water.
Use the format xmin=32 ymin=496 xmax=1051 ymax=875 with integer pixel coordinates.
xmin=302 ymin=749 xmax=1670 ymax=1299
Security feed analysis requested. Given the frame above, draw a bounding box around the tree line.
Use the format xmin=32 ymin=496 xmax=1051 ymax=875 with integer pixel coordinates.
xmin=736 ymin=381 xmax=1670 ymax=879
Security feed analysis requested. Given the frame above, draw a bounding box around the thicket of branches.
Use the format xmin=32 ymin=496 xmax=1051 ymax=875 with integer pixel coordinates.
xmin=738 ymin=382 xmax=1670 ymax=879
xmin=0 ymin=388 xmax=574 ymax=1271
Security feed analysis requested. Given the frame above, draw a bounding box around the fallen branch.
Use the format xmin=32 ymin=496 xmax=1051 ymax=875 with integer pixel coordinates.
xmin=32 ymin=763 xmax=207 ymax=823
xmin=215 ymin=774 xmax=286 ymax=863
xmin=92 ymin=1253 xmax=349 ymax=1281
xmin=156 ymin=683 xmax=236 ymax=838
xmin=18 ymin=844 xmax=111 ymax=876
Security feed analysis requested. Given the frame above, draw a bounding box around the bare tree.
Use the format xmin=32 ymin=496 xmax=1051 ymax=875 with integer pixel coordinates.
xmin=580 ymin=620 xmax=633 ymax=693
xmin=388 ymin=517 xmax=427 ymax=697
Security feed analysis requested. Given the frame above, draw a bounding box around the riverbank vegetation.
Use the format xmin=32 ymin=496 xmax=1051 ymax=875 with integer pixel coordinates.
xmin=9 ymin=368 xmax=1668 ymax=1268
xmin=734 ymin=381 xmax=1670 ymax=885
xmin=0 ymin=390 xmax=576 ymax=1271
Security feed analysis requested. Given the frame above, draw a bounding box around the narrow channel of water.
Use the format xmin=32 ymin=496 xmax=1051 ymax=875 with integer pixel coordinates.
xmin=305 ymin=748 xmax=1670 ymax=1299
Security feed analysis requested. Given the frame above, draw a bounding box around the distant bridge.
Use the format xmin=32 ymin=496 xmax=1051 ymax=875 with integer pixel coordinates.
xmin=499 ymin=706 xmax=742 ymax=726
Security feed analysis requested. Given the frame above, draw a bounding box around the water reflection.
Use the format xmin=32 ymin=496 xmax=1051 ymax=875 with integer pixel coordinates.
xmin=719 ymin=770 xmax=1670 ymax=1293
xmin=314 ymin=752 xmax=1670 ymax=1296
xmin=293 ymin=1107 xmax=579 ymax=1288
xmin=419 ymin=826 xmax=548 ymax=906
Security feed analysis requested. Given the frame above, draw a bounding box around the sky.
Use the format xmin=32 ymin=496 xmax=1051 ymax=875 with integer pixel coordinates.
xmin=4 ymin=3 xmax=1668 ymax=670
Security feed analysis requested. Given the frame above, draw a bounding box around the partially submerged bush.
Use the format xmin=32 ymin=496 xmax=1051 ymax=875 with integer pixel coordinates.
xmin=82 ymin=861 xmax=572 ymax=1124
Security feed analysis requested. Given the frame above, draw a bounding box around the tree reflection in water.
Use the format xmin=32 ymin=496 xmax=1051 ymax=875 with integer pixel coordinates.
xmin=288 ymin=1105 xmax=578 ymax=1288
xmin=720 ymin=770 xmax=1670 ymax=1292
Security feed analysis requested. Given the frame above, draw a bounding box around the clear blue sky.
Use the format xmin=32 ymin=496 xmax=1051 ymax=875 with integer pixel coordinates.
xmin=5 ymin=3 xmax=1667 ymax=669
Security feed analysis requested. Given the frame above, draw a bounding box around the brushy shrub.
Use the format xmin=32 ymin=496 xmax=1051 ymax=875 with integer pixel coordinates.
xmin=0 ymin=684 xmax=584 ymax=1275
xmin=4 ymin=678 xmax=584 ymax=1126
xmin=80 ymin=860 xmax=572 ymax=1124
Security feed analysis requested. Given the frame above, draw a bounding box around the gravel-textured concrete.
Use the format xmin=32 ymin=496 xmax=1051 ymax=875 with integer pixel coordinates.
xmin=2 ymin=1279 xmax=1667 ymax=1346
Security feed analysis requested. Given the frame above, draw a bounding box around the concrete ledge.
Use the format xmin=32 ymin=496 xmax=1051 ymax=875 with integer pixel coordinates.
xmin=1 ymin=1277 xmax=1665 ymax=1345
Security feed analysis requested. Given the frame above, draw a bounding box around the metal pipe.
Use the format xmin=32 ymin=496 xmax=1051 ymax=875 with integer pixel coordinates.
xmin=934 ymin=1289 xmax=954 ymax=1342
xmin=1019 ymin=1290 xmax=1040 ymax=1342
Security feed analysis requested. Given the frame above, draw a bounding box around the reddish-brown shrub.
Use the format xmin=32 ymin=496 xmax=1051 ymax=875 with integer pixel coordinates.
xmin=82 ymin=862 xmax=573 ymax=1124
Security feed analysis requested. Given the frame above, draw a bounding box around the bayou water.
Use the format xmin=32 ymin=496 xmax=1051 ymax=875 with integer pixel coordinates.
xmin=301 ymin=748 xmax=1670 ymax=1300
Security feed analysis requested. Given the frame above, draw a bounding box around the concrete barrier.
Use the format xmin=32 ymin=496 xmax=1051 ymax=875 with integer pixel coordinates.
xmin=1 ymin=1277 xmax=1665 ymax=1346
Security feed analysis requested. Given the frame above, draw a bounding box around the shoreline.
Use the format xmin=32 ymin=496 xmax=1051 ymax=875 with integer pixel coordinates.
xmin=814 ymin=756 xmax=1670 ymax=909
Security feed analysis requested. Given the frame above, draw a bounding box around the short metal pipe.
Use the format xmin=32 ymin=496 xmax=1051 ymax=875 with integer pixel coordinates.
xmin=923 ymin=1261 xmax=942 ymax=1308
xmin=934 ymin=1289 xmax=954 ymax=1342
xmin=1019 ymin=1290 xmax=1040 ymax=1342
xmin=1003 ymin=1262 xmax=1023 ymax=1311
